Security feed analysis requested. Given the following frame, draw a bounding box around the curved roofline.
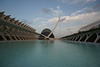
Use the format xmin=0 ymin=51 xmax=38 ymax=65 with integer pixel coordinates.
xmin=42 ymin=28 xmax=51 ymax=33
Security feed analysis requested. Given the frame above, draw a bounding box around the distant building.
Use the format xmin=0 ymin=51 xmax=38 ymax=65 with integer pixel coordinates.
xmin=39 ymin=28 xmax=55 ymax=40
xmin=79 ymin=20 xmax=100 ymax=32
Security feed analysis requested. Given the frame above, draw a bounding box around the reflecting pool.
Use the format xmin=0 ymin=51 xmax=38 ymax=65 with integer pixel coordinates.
xmin=0 ymin=40 xmax=100 ymax=67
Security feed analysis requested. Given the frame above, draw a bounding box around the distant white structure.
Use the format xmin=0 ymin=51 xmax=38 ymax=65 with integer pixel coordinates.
xmin=79 ymin=20 xmax=100 ymax=32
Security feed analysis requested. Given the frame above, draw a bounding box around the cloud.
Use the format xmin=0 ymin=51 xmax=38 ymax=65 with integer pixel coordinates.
xmin=42 ymin=11 xmax=100 ymax=24
xmin=41 ymin=16 xmax=66 ymax=24
xmin=57 ymin=0 xmax=96 ymax=4
xmin=21 ymin=19 xmax=33 ymax=25
xmin=86 ymin=4 xmax=100 ymax=13
xmin=71 ymin=7 xmax=88 ymax=16
xmin=53 ymin=25 xmax=84 ymax=38
xmin=93 ymin=4 xmax=100 ymax=9
xmin=65 ymin=12 xmax=100 ymax=25
xmin=40 ymin=10 xmax=100 ymax=37
xmin=61 ymin=25 xmax=84 ymax=36
xmin=56 ymin=6 xmax=60 ymax=9
xmin=32 ymin=23 xmax=49 ymax=33
xmin=85 ymin=0 xmax=96 ymax=2
xmin=36 ymin=5 xmax=99 ymax=38
xmin=42 ymin=17 xmax=58 ymax=24
xmin=57 ymin=0 xmax=70 ymax=3
xmin=33 ymin=17 xmax=45 ymax=22
xmin=42 ymin=8 xmax=100 ymax=25
xmin=60 ymin=17 xmax=66 ymax=22
xmin=50 ymin=6 xmax=63 ymax=16
xmin=22 ymin=19 xmax=29 ymax=24
xmin=70 ymin=0 xmax=82 ymax=4
xmin=38 ymin=24 xmax=47 ymax=28
xmin=42 ymin=8 xmax=51 ymax=14
xmin=92 ymin=4 xmax=100 ymax=12
xmin=42 ymin=6 xmax=63 ymax=17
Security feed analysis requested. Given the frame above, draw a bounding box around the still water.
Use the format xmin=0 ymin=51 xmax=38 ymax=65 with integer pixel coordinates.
xmin=0 ymin=40 xmax=100 ymax=67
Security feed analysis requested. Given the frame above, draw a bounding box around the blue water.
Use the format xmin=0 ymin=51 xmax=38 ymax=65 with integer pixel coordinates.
xmin=0 ymin=40 xmax=100 ymax=67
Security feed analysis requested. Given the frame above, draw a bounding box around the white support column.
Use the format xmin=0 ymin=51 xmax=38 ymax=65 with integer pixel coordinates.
xmin=79 ymin=35 xmax=84 ymax=41
xmin=85 ymin=34 xmax=92 ymax=42
xmin=94 ymin=33 xmax=99 ymax=43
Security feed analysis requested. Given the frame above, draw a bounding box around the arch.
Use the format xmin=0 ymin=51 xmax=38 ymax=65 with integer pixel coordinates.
xmin=20 ymin=37 xmax=23 ymax=40
xmin=5 ymin=36 xmax=10 ymax=40
xmin=88 ymin=34 xmax=90 ymax=36
xmin=70 ymin=37 xmax=73 ymax=40
xmin=23 ymin=37 xmax=26 ymax=40
xmin=70 ymin=37 xmax=73 ymax=41
xmin=11 ymin=36 xmax=16 ymax=40
xmin=72 ymin=37 xmax=75 ymax=41
xmin=69 ymin=38 xmax=71 ymax=40
xmin=72 ymin=37 xmax=76 ymax=41
xmin=25 ymin=37 xmax=28 ymax=40
xmin=98 ymin=33 xmax=100 ymax=36
xmin=96 ymin=37 xmax=100 ymax=43
xmin=80 ymin=35 xmax=87 ymax=42
xmin=86 ymin=33 xmax=97 ymax=42
xmin=75 ymin=36 xmax=80 ymax=41
xmin=0 ymin=35 xmax=4 ymax=41
xmin=16 ymin=36 xmax=20 ymax=40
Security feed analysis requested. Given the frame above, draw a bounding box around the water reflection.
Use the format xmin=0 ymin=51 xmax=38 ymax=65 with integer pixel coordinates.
xmin=61 ymin=40 xmax=100 ymax=45
xmin=40 ymin=40 xmax=54 ymax=44
xmin=0 ymin=41 xmax=37 ymax=67
xmin=39 ymin=40 xmax=54 ymax=52
xmin=0 ymin=40 xmax=100 ymax=67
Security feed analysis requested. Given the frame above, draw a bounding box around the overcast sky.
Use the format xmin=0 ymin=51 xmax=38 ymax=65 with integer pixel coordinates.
xmin=0 ymin=0 xmax=100 ymax=38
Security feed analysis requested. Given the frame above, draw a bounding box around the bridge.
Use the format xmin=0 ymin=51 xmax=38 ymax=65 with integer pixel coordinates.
xmin=0 ymin=12 xmax=39 ymax=41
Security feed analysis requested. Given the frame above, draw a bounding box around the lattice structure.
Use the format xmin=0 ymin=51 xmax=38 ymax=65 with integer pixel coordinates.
xmin=79 ymin=20 xmax=100 ymax=32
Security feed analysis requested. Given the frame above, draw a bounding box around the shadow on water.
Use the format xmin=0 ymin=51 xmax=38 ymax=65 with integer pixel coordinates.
xmin=61 ymin=40 xmax=100 ymax=52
